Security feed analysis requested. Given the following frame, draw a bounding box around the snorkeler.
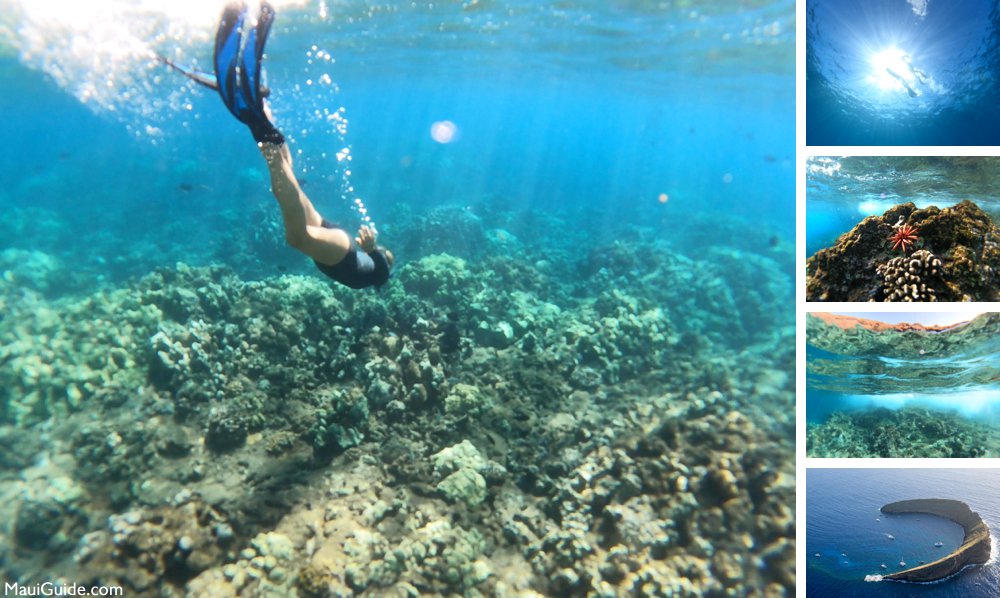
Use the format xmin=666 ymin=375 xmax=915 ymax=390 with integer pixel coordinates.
xmin=885 ymin=67 xmax=919 ymax=98
xmin=167 ymin=1 xmax=392 ymax=289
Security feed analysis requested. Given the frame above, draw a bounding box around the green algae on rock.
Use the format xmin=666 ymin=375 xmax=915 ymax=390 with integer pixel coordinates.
xmin=806 ymin=200 xmax=1000 ymax=301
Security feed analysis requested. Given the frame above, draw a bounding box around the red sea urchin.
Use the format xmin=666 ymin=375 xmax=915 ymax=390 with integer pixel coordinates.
xmin=888 ymin=224 xmax=919 ymax=253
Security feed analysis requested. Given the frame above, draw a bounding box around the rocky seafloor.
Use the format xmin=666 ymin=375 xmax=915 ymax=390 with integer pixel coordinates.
xmin=807 ymin=407 xmax=1000 ymax=459
xmin=0 ymin=204 xmax=795 ymax=596
xmin=806 ymin=200 xmax=1000 ymax=302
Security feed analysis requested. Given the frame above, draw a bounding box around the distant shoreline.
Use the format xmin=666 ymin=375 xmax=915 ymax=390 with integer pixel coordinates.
xmin=879 ymin=499 xmax=991 ymax=583
xmin=811 ymin=313 xmax=968 ymax=333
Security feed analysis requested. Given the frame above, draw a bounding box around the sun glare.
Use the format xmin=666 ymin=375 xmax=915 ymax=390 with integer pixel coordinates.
xmin=868 ymin=46 xmax=914 ymax=91
xmin=17 ymin=0 xmax=309 ymax=29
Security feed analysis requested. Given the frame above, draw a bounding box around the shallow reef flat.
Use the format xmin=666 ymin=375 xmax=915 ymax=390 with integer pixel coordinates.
xmin=0 ymin=206 xmax=794 ymax=596
xmin=806 ymin=200 xmax=1000 ymax=302
xmin=807 ymin=407 xmax=1000 ymax=458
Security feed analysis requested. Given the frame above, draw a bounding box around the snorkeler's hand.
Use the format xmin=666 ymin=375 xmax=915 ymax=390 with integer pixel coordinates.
xmin=356 ymin=225 xmax=377 ymax=252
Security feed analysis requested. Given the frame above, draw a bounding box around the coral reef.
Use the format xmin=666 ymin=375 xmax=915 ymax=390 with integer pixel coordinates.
xmin=807 ymin=408 xmax=997 ymax=458
xmin=0 ymin=206 xmax=794 ymax=596
xmin=806 ymin=200 xmax=1000 ymax=301
xmin=875 ymin=249 xmax=942 ymax=301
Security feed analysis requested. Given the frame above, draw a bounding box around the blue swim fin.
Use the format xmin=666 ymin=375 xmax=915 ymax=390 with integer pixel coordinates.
xmin=212 ymin=1 xmax=283 ymax=144
xmin=214 ymin=2 xmax=247 ymax=121
xmin=239 ymin=2 xmax=275 ymax=124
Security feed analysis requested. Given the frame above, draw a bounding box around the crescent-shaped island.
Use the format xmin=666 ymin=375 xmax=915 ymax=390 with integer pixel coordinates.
xmin=879 ymin=499 xmax=992 ymax=583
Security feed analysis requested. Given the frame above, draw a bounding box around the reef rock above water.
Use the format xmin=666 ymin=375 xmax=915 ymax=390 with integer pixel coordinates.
xmin=806 ymin=200 xmax=1000 ymax=302
xmin=806 ymin=312 xmax=1000 ymax=360
xmin=880 ymin=499 xmax=991 ymax=583
xmin=809 ymin=312 xmax=967 ymax=333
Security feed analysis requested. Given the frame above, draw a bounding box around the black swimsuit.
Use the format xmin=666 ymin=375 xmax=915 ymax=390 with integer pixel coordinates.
xmin=313 ymin=220 xmax=390 ymax=289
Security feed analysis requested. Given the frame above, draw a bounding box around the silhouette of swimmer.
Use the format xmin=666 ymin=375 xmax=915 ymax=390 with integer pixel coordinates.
xmin=886 ymin=67 xmax=919 ymax=97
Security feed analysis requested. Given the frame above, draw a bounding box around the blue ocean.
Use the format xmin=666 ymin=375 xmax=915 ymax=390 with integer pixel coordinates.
xmin=0 ymin=1 xmax=794 ymax=595
xmin=806 ymin=0 xmax=1000 ymax=146
xmin=807 ymin=468 xmax=1000 ymax=597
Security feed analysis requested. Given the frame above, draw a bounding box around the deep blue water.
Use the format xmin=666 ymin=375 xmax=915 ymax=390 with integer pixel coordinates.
xmin=806 ymin=0 xmax=1000 ymax=146
xmin=808 ymin=469 xmax=1000 ymax=597
xmin=806 ymin=157 xmax=1000 ymax=257
xmin=1 ymin=0 xmax=794 ymax=287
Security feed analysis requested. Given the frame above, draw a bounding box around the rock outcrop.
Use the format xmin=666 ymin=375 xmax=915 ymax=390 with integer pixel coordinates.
xmin=806 ymin=200 xmax=1000 ymax=301
xmin=880 ymin=499 xmax=991 ymax=582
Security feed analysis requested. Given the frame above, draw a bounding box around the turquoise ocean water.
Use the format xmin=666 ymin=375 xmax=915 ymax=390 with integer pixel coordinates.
xmin=2 ymin=0 xmax=794 ymax=286
xmin=806 ymin=313 xmax=1000 ymax=458
xmin=1 ymin=1 xmax=794 ymax=594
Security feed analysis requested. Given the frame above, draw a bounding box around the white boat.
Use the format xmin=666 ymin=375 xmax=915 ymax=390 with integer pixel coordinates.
xmin=934 ymin=541 xmax=944 ymax=547
xmin=899 ymin=561 xmax=906 ymax=567
xmin=881 ymin=564 xmax=887 ymax=569
xmin=887 ymin=534 xmax=895 ymax=540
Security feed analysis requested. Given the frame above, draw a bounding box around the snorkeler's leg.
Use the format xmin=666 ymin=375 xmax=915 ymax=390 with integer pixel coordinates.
xmin=259 ymin=143 xmax=352 ymax=265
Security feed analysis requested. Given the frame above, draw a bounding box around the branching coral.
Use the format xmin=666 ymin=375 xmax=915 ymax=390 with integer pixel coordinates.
xmin=876 ymin=249 xmax=943 ymax=301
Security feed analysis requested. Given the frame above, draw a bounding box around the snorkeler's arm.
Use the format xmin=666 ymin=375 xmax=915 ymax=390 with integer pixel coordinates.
xmin=351 ymin=226 xmax=390 ymax=286
xmin=356 ymin=225 xmax=377 ymax=252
